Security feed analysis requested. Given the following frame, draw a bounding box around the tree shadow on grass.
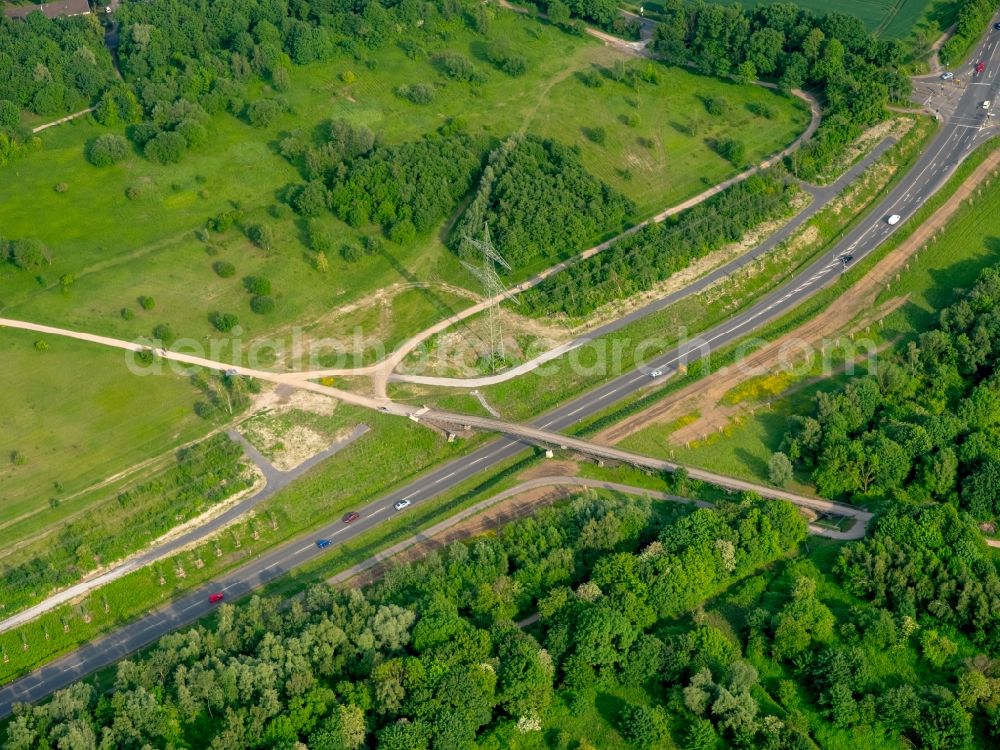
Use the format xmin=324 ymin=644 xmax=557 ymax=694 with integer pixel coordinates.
xmin=756 ymin=410 xmax=794 ymax=452
xmin=884 ymin=238 xmax=1000 ymax=341
xmin=468 ymin=39 xmax=490 ymax=64
xmin=594 ymin=690 xmax=629 ymax=728
xmin=734 ymin=447 xmax=769 ymax=480
xmin=374 ymin=243 xmax=484 ymax=351
xmin=669 ymin=119 xmax=696 ymax=137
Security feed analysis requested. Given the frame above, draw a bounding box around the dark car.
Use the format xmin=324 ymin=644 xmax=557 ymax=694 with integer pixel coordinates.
xmin=839 ymin=254 xmax=854 ymax=265
xmin=343 ymin=512 xmax=360 ymax=524
xmin=209 ymin=592 xmax=225 ymax=604
xmin=316 ymin=539 xmax=331 ymax=549
xmin=994 ymin=22 xmax=1000 ymax=30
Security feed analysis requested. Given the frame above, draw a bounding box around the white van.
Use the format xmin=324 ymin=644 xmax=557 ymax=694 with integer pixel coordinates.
xmin=887 ymin=214 xmax=901 ymax=225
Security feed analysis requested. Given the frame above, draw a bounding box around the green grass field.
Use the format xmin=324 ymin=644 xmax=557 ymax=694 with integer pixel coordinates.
xmin=876 ymin=173 xmax=1000 ymax=339
xmin=0 ymin=10 xmax=806 ymax=364
xmin=0 ymin=328 xmax=209 ymax=539
xmin=620 ymin=372 xmax=857 ymax=488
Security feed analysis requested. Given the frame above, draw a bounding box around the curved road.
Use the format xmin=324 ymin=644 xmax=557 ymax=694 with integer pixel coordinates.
xmin=0 ymin=434 xmax=866 ymax=717
xmin=290 ymin=87 xmax=822 ymax=397
xmin=392 ymin=135 xmax=897 ymax=389
xmin=326 ymin=474 xmax=868 ymax=590
xmin=1 ymin=15 xmax=998 ymax=718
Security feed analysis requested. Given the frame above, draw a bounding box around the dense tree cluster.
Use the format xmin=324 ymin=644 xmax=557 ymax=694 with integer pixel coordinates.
xmin=452 ymin=135 xmax=635 ymax=272
xmin=483 ymin=39 xmax=527 ymax=77
xmin=651 ymin=1 xmax=910 ymax=180
xmin=281 ymin=118 xmax=377 ymax=183
xmin=124 ymin=98 xmax=212 ymax=165
xmin=809 ymin=504 xmax=1000 ymax=746
xmin=940 ymin=0 xmax=998 ymax=65
xmin=327 ymin=131 xmax=484 ymax=241
xmin=93 ymin=84 xmax=143 ymax=128
xmin=0 ymin=14 xmax=115 ymax=118
xmin=785 ymin=265 xmax=1000 ymax=517
xmin=282 ymin=118 xmax=481 ymax=244
xmin=524 ymin=172 xmax=797 ymax=317
xmin=2 ymin=493 xmax=804 ymax=749
xmin=0 ymin=434 xmax=252 ymax=614
xmin=0 ymin=100 xmax=18 ymax=134
xmin=837 ymin=503 xmax=1000 ymax=654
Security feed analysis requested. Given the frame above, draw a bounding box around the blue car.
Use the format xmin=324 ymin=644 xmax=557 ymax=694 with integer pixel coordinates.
xmin=316 ymin=539 xmax=331 ymax=549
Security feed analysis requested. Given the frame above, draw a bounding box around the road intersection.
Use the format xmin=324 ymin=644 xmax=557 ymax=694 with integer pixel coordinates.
xmin=1 ymin=10 xmax=999 ymax=720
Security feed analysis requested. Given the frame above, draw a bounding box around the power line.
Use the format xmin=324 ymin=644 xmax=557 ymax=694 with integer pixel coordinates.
xmin=461 ymin=223 xmax=520 ymax=372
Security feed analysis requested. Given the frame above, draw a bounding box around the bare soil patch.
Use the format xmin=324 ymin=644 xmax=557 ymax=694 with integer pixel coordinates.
xmin=597 ymin=150 xmax=1000 ymax=446
xmin=239 ymin=389 xmax=347 ymax=470
xmin=342 ymin=484 xmax=573 ymax=588
xmin=270 ymin=282 xmax=481 ymax=367
xmin=518 ymin=459 xmax=580 ymax=480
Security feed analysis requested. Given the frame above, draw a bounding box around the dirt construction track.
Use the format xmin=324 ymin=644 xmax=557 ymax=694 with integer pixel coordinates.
xmin=597 ymin=148 xmax=1000 ymax=446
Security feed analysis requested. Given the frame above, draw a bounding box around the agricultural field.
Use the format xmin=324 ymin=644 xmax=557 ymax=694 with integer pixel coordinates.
xmin=0 ymin=9 xmax=807 ymax=368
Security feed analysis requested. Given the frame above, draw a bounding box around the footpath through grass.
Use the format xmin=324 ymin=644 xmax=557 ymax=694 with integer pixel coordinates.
xmin=0 ymin=328 xmax=210 ymax=538
xmin=0 ymin=10 xmax=805 ymax=357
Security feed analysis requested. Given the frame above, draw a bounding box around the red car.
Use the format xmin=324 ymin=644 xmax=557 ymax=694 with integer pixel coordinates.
xmin=975 ymin=61 xmax=986 ymax=75
xmin=209 ymin=592 xmax=225 ymax=604
xmin=343 ymin=512 xmax=361 ymax=524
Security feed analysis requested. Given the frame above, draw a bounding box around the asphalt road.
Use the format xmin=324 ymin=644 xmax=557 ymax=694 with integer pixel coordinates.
xmin=2 ymin=18 xmax=999 ymax=717
xmin=0 ymin=425 xmax=370 ymax=636
xmin=392 ymin=135 xmax=898 ymax=389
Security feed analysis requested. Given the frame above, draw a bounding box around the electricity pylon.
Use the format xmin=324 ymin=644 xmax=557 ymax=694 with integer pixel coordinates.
xmin=461 ymin=224 xmax=518 ymax=372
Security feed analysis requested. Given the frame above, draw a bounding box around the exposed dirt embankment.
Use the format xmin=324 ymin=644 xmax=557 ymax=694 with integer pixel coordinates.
xmin=597 ymin=149 xmax=1000 ymax=447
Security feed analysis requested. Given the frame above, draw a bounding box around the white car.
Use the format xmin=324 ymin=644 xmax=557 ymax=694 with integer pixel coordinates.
xmin=393 ymin=499 xmax=411 ymax=511
xmin=941 ymin=72 xmax=954 ymax=81
xmin=887 ymin=214 xmax=901 ymax=225
xmin=649 ymin=369 xmax=664 ymax=378
xmin=982 ymin=100 xmax=992 ymax=109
